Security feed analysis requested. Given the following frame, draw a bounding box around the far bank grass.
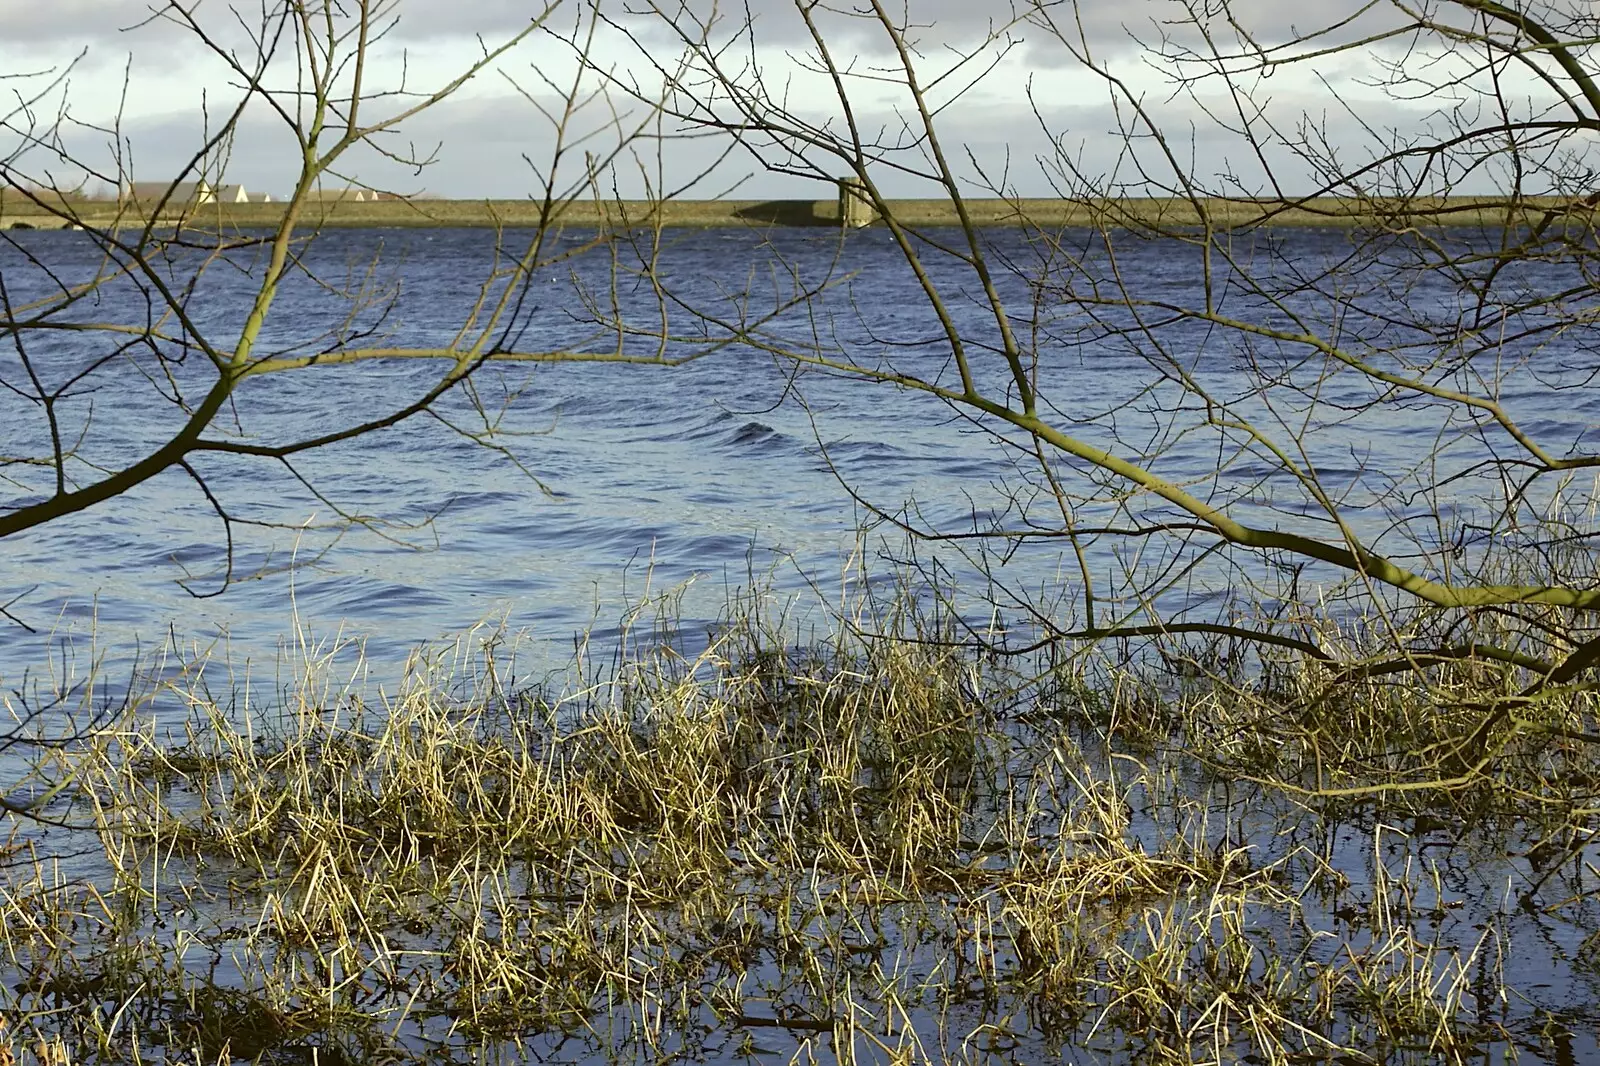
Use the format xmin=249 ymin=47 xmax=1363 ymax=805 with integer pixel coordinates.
xmin=3 ymin=194 xmax=1592 ymax=231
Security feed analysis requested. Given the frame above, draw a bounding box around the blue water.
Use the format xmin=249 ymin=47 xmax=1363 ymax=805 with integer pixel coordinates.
xmin=4 ymin=223 xmax=1600 ymax=1062
xmin=1 ymin=224 xmax=1596 ymax=691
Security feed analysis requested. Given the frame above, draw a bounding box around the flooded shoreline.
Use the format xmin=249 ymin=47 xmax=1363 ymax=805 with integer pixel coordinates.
xmin=3 ymin=590 xmax=1598 ymax=1064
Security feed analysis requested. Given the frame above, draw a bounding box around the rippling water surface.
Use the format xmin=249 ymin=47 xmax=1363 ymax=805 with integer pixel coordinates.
xmin=4 ymin=225 xmax=1600 ymax=1063
xmin=1 ymin=224 xmax=1596 ymax=693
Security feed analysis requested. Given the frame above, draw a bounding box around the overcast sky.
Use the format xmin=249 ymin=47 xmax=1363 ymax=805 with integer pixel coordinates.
xmin=0 ymin=0 xmax=1581 ymax=199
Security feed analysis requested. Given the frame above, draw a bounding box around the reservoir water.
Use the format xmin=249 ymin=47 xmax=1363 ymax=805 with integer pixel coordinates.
xmin=4 ymin=223 xmax=1600 ymax=1063
xmin=4 ymin=223 xmax=1593 ymax=696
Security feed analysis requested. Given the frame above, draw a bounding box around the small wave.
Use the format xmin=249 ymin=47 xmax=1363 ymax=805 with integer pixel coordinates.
xmin=657 ymin=410 xmax=733 ymax=443
xmin=303 ymin=578 xmax=451 ymax=616
xmin=684 ymin=487 xmax=737 ymax=505
xmin=818 ymin=439 xmax=913 ymax=464
xmin=438 ymin=490 xmax=522 ymax=515
xmin=518 ymin=520 xmax=671 ymax=557
xmin=730 ymin=421 xmax=779 ymax=446
xmin=686 ymin=417 xmax=798 ymax=453
xmin=679 ymin=531 xmax=762 ymax=560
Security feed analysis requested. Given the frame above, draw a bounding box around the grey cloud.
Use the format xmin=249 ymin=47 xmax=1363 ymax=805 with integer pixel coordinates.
xmin=0 ymin=0 xmax=1518 ymax=126
xmin=0 ymin=0 xmax=1533 ymax=200
xmin=575 ymin=0 xmax=1397 ymax=69
xmin=0 ymin=0 xmax=1417 ymax=53
xmin=16 ymin=76 xmax=1451 ymax=200
xmin=402 ymin=0 xmax=1381 ymax=50
xmin=0 ymin=0 xmax=156 ymax=42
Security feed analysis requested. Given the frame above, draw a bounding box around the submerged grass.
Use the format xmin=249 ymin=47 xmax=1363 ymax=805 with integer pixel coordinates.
xmin=0 ymin=588 xmax=1595 ymax=1064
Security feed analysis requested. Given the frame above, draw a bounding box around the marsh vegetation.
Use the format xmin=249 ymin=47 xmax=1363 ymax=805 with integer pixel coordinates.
xmin=0 ymin=582 xmax=1592 ymax=1064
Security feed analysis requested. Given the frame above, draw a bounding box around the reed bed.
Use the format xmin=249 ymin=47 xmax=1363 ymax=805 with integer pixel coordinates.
xmin=0 ymin=591 xmax=1593 ymax=1064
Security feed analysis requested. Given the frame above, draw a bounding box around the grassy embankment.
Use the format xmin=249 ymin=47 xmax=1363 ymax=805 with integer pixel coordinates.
xmin=1 ymin=194 xmax=1590 ymax=231
xmin=0 ymin=583 xmax=1595 ymax=1064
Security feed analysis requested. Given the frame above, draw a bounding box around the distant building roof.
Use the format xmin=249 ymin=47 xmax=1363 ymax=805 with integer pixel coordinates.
xmin=121 ymin=180 xmax=215 ymax=204
xmin=307 ymin=187 xmax=370 ymax=202
xmin=215 ymin=184 xmax=251 ymax=203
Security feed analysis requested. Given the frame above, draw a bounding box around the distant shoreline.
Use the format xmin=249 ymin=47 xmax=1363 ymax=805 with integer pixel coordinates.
xmin=1 ymin=195 xmax=1590 ymax=232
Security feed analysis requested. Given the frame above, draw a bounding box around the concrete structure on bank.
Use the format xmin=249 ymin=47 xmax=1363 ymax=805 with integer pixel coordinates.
xmin=838 ymin=178 xmax=878 ymax=228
